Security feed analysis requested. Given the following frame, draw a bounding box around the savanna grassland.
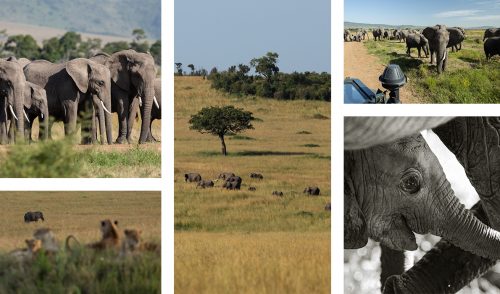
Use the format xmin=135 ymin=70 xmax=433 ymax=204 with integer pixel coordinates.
xmin=0 ymin=191 xmax=161 ymax=293
xmin=0 ymin=116 xmax=161 ymax=178
xmin=361 ymin=29 xmax=500 ymax=103
xmin=175 ymin=76 xmax=331 ymax=293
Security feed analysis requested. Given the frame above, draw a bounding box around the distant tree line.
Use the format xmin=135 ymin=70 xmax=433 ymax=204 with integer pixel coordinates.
xmin=0 ymin=28 xmax=161 ymax=64
xmin=179 ymin=52 xmax=330 ymax=101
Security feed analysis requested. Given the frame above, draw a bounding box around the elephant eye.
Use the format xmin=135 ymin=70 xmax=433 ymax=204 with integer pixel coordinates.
xmin=98 ymin=80 xmax=104 ymax=86
xmin=400 ymin=170 xmax=421 ymax=194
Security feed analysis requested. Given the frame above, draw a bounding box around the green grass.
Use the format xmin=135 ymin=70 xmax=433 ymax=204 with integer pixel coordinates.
xmin=363 ymin=30 xmax=500 ymax=103
xmin=0 ymin=249 xmax=160 ymax=294
xmin=84 ymin=147 xmax=161 ymax=167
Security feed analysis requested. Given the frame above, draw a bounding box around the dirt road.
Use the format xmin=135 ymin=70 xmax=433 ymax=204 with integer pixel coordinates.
xmin=344 ymin=42 xmax=419 ymax=103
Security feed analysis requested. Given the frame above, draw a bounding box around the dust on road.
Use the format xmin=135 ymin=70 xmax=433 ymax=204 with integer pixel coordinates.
xmin=344 ymin=42 xmax=420 ymax=104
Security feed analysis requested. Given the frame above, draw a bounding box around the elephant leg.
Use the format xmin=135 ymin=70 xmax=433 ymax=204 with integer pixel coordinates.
xmin=383 ymin=202 xmax=496 ymax=294
xmin=127 ymin=97 xmax=140 ymax=143
xmin=115 ymin=92 xmax=129 ymax=144
xmin=380 ymin=245 xmax=405 ymax=291
xmin=92 ymin=109 xmax=98 ymax=143
xmin=63 ymin=102 xmax=78 ymax=138
xmin=79 ymin=99 xmax=93 ymax=145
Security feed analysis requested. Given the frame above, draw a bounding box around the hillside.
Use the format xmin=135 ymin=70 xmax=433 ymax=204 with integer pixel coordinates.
xmin=345 ymin=21 xmax=494 ymax=30
xmin=0 ymin=0 xmax=160 ymax=39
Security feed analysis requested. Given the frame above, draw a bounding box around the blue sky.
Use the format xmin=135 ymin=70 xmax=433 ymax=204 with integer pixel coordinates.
xmin=345 ymin=0 xmax=500 ymax=27
xmin=175 ymin=0 xmax=330 ymax=73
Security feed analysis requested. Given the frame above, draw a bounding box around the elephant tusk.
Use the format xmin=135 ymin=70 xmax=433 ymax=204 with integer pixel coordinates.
xmin=23 ymin=110 xmax=30 ymax=123
xmin=138 ymin=96 xmax=143 ymax=107
xmin=441 ymin=50 xmax=447 ymax=62
xmin=9 ymin=105 xmax=18 ymax=120
xmin=153 ymin=96 xmax=160 ymax=109
xmin=101 ymin=100 xmax=112 ymax=115
xmin=41 ymin=113 xmax=44 ymax=120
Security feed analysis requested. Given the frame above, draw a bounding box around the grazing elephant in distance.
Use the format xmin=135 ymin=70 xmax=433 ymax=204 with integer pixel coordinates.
xmin=248 ymin=186 xmax=256 ymax=191
xmin=0 ymin=59 xmax=28 ymax=144
xmin=272 ymin=191 xmax=283 ymax=197
xmin=423 ymin=25 xmax=450 ymax=74
xmin=196 ymin=180 xmax=214 ymax=188
xmin=223 ymin=176 xmax=242 ymax=190
xmin=483 ymin=28 xmax=500 ymax=41
xmin=250 ymin=172 xmax=263 ymax=179
xmin=405 ymin=34 xmax=429 ymax=58
xmin=90 ymin=50 xmax=158 ymax=144
xmin=24 ymin=211 xmax=44 ymax=223
xmin=447 ymin=27 xmax=465 ymax=52
xmin=24 ymin=58 xmax=113 ymax=144
xmin=184 ymin=173 xmax=201 ymax=182
xmin=218 ymin=172 xmax=235 ymax=180
xmin=484 ymin=37 xmax=500 ymax=60
xmin=324 ymin=203 xmax=331 ymax=211
xmin=344 ymin=117 xmax=500 ymax=261
xmin=304 ymin=186 xmax=320 ymax=196
xmin=373 ymin=29 xmax=383 ymax=41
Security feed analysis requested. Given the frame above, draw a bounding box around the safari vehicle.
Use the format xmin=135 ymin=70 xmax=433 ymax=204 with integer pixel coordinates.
xmin=344 ymin=64 xmax=407 ymax=104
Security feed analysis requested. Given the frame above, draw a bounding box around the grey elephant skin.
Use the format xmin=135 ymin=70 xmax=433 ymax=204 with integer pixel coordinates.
xmin=373 ymin=29 xmax=383 ymax=41
xmin=90 ymin=49 xmax=157 ymax=144
xmin=483 ymin=28 xmax=500 ymax=41
xmin=197 ymin=180 xmax=214 ymax=188
xmin=446 ymin=27 xmax=465 ymax=52
xmin=128 ymin=77 xmax=161 ymax=142
xmin=345 ymin=117 xmax=500 ymax=259
xmin=423 ymin=25 xmax=450 ymax=74
xmin=218 ymin=172 xmax=235 ymax=180
xmin=24 ymin=58 xmax=113 ymax=144
xmin=0 ymin=59 xmax=27 ymax=143
xmin=405 ymin=34 xmax=429 ymax=58
xmin=24 ymin=211 xmax=44 ymax=223
xmin=304 ymin=186 xmax=320 ymax=196
xmin=223 ymin=176 xmax=242 ymax=190
xmin=184 ymin=173 xmax=201 ymax=182
xmin=17 ymin=81 xmax=49 ymax=142
xmin=484 ymin=37 xmax=500 ymax=60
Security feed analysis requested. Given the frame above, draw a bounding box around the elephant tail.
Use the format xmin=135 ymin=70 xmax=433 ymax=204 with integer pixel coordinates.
xmin=65 ymin=235 xmax=81 ymax=252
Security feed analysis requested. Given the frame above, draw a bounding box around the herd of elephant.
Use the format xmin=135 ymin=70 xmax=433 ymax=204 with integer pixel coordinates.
xmin=345 ymin=26 xmax=500 ymax=74
xmin=0 ymin=49 xmax=161 ymax=145
xmin=184 ymin=172 xmax=327 ymax=207
xmin=345 ymin=117 xmax=500 ymax=293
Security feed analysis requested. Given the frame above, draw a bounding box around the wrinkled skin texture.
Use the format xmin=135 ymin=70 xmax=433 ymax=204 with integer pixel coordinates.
xmin=91 ymin=50 xmax=157 ymax=144
xmin=483 ymin=28 xmax=500 ymax=41
xmin=345 ymin=133 xmax=500 ymax=259
xmin=0 ymin=59 xmax=26 ymax=143
xmin=405 ymin=34 xmax=429 ymax=58
xmin=484 ymin=37 xmax=500 ymax=61
xmin=423 ymin=25 xmax=450 ymax=74
xmin=128 ymin=77 xmax=161 ymax=142
xmin=24 ymin=58 xmax=113 ymax=144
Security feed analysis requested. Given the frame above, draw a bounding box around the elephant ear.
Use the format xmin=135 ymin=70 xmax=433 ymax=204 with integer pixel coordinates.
xmin=66 ymin=58 xmax=90 ymax=93
xmin=108 ymin=54 xmax=132 ymax=91
xmin=344 ymin=174 xmax=368 ymax=249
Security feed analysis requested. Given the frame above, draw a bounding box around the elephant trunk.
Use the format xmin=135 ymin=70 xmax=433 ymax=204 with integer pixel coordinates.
xmin=431 ymin=189 xmax=500 ymax=260
xmin=138 ymin=83 xmax=154 ymax=144
xmin=437 ymin=49 xmax=447 ymax=74
xmin=98 ymin=100 xmax=106 ymax=145
xmin=13 ymin=87 xmax=25 ymax=143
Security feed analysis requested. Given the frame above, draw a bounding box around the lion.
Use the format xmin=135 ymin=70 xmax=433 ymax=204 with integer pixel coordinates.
xmin=66 ymin=219 xmax=120 ymax=251
xmin=120 ymin=229 xmax=160 ymax=257
xmin=9 ymin=239 xmax=42 ymax=261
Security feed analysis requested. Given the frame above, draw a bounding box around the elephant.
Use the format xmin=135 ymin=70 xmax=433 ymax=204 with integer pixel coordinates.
xmin=90 ymin=49 xmax=158 ymax=144
xmin=272 ymin=191 xmax=283 ymax=197
xmin=324 ymin=203 xmax=331 ymax=211
xmin=423 ymin=25 xmax=450 ymax=74
xmin=373 ymin=29 xmax=383 ymax=41
xmin=483 ymin=28 xmax=500 ymax=41
xmin=344 ymin=29 xmax=351 ymax=42
xmin=223 ymin=176 xmax=242 ymax=190
xmin=344 ymin=117 xmax=500 ymax=260
xmin=398 ymin=30 xmax=409 ymax=43
xmin=23 ymin=58 xmax=113 ymax=144
xmin=196 ymin=180 xmax=214 ymax=188
xmin=184 ymin=173 xmax=201 ymax=182
xmin=362 ymin=29 xmax=368 ymax=40
xmin=24 ymin=211 xmax=44 ymax=223
xmin=383 ymin=30 xmax=389 ymax=39
xmin=128 ymin=77 xmax=161 ymax=142
xmin=218 ymin=172 xmax=235 ymax=180
xmin=304 ymin=186 xmax=320 ymax=196
xmin=447 ymin=27 xmax=465 ymax=52
xmin=250 ymin=172 xmax=263 ymax=179
xmin=484 ymin=37 xmax=500 ymax=60
xmin=0 ymin=59 xmax=27 ymax=143
xmin=248 ymin=186 xmax=256 ymax=191
xmin=405 ymin=34 xmax=429 ymax=58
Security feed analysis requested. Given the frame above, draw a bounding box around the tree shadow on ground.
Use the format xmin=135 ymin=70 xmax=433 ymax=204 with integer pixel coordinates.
xmin=198 ymin=150 xmax=312 ymax=157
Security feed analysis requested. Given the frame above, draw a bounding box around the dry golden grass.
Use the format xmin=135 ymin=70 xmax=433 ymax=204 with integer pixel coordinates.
xmin=175 ymin=76 xmax=330 ymax=293
xmin=175 ymin=232 xmax=330 ymax=294
xmin=0 ymin=191 xmax=161 ymax=251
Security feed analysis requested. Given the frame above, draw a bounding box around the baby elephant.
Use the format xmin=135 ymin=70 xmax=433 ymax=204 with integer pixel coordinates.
xmin=197 ymin=180 xmax=214 ymax=189
xmin=304 ymin=186 xmax=320 ymax=196
xmin=185 ymin=173 xmax=202 ymax=182
xmin=24 ymin=211 xmax=45 ymax=223
xmin=272 ymin=191 xmax=284 ymax=197
xmin=484 ymin=37 xmax=500 ymax=61
xmin=250 ymin=173 xmax=264 ymax=179
xmin=406 ymin=33 xmax=429 ymax=58
xmin=218 ymin=172 xmax=235 ymax=180
xmin=223 ymin=176 xmax=242 ymax=190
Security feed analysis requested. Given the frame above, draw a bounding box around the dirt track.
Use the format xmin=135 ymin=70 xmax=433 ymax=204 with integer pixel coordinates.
xmin=344 ymin=42 xmax=418 ymax=104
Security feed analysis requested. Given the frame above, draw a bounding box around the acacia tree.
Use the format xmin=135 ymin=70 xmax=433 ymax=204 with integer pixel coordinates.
xmin=189 ymin=106 xmax=254 ymax=155
xmin=250 ymin=51 xmax=279 ymax=81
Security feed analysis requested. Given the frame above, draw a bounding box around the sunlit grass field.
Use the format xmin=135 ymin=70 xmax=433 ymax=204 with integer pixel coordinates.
xmin=362 ymin=29 xmax=500 ymax=103
xmin=175 ymin=76 xmax=331 ymax=293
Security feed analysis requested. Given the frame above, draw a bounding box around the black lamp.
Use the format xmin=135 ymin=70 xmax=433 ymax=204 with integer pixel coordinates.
xmin=379 ymin=64 xmax=406 ymax=104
